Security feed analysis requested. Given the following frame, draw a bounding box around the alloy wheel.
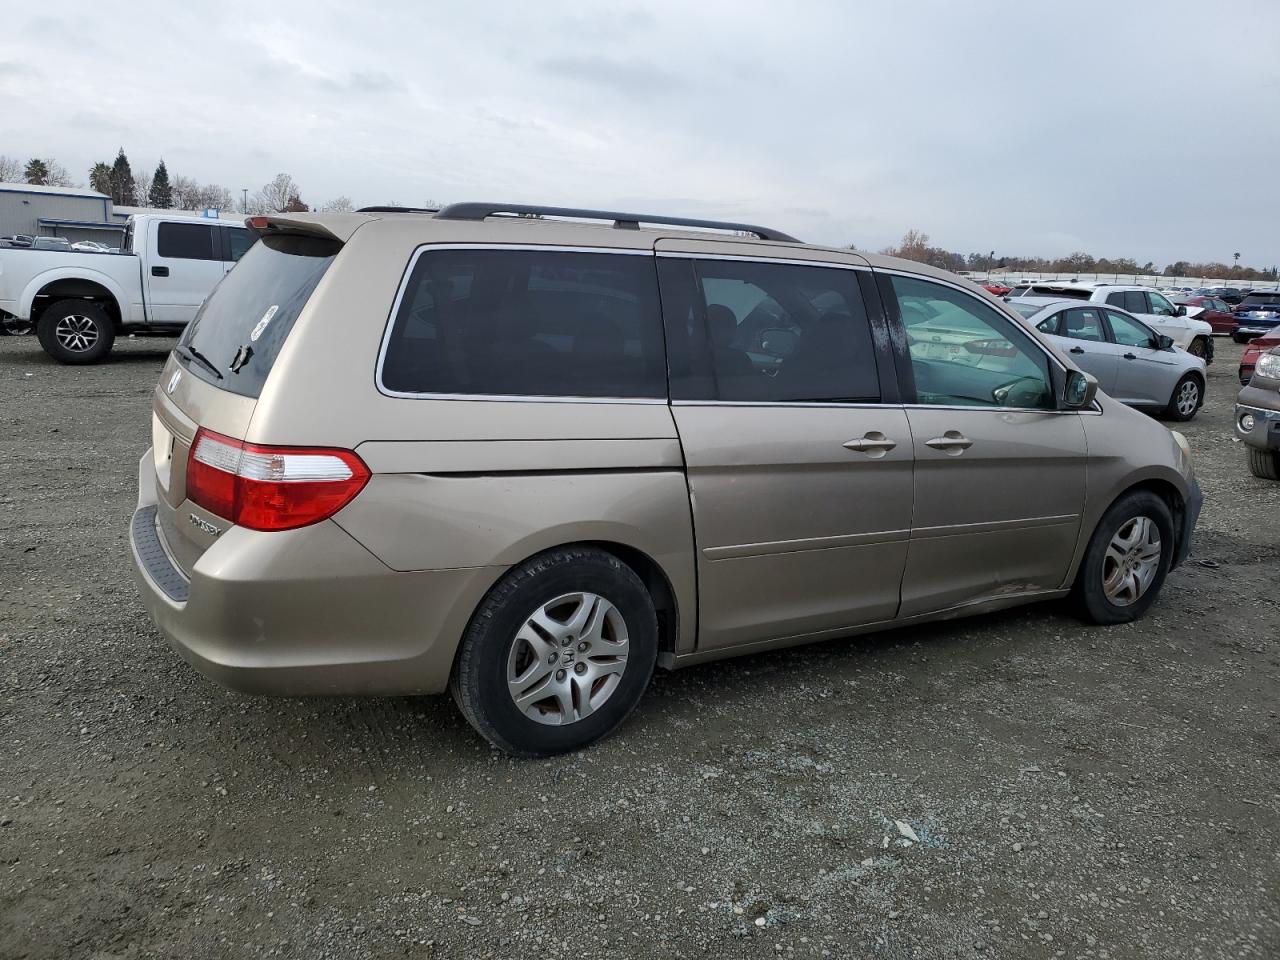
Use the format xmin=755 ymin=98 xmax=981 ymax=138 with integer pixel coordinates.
xmin=54 ymin=315 xmax=100 ymax=352
xmin=506 ymin=592 xmax=629 ymax=725
xmin=1102 ymin=516 xmax=1162 ymax=606
xmin=1176 ymin=380 xmax=1200 ymax=417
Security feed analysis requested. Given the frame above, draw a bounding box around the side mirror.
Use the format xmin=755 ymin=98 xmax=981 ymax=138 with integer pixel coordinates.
xmin=1155 ymin=334 xmax=1175 ymax=350
xmin=1063 ymin=369 xmax=1098 ymax=409
xmin=1175 ymin=305 xmax=1187 ymax=316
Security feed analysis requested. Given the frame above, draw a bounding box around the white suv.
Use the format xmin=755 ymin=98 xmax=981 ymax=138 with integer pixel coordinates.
xmin=1007 ymin=282 xmax=1214 ymax=360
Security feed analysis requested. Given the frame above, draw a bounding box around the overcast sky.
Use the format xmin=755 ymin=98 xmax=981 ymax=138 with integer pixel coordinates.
xmin=3 ymin=1 xmax=1278 ymax=266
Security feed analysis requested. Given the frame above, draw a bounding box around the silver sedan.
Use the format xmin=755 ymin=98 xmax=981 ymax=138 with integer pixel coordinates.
xmin=1008 ymin=298 xmax=1207 ymax=421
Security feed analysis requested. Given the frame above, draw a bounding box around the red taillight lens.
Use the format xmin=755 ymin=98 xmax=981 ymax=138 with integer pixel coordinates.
xmin=186 ymin=428 xmax=370 ymax=532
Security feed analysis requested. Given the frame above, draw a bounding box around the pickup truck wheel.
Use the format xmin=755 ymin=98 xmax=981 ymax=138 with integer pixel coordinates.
xmin=1247 ymin=447 xmax=1280 ymax=481
xmin=36 ymin=300 xmax=115 ymax=364
xmin=1 ymin=314 xmax=35 ymax=336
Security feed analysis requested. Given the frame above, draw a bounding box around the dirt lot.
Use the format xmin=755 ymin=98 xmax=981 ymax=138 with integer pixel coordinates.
xmin=1 ymin=334 xmax=1277 ymax=960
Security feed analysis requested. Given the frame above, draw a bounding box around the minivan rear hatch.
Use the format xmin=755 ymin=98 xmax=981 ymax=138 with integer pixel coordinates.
xmin=150 ymin=227 xmax=343 ymax=575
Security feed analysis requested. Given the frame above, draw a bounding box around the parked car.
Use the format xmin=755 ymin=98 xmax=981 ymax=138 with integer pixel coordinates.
xmin=1007 ymin=299 xmax=1205 ymax=420
xmin=4 ymin=234 xmax=34 ymax=247
xmin=1176 ymin=295 xmax=1238 ymax=336
xmin=1235 ymin=346 xmax=1280 ymax=480
xmin=1194 ymin=286 xmax=1247 ymax=305
xmin=1231 ymin=291 xmax=1280 ymax=343
xmin=982 ymin=281 xmax=1012 ymax=296
xmin=0 ymin=214 xmax=253 ymax=359
xmin=70 ymin=240 xmax=113 ymax=253
xmin=1239 ymin=330 xmax=1280 ymax=383
xmin=1005 ymin=281 xmax=1214 ymax=360
xmin=31 ymin=236 xmax=72 ymax=251
xmin=128 ymin=202 xmax=1203 ymax=756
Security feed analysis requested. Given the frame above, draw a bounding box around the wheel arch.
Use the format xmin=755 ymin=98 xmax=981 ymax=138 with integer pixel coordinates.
xmin=23 ymin=271 xmax=126 ymax=329
xmin=445 ymin=538 xmax=689 ymax=686
xmin=1068 ymin=472 xmax=1190 ymax=587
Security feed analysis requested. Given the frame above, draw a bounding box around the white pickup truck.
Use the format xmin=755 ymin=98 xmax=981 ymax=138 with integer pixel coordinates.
xmin=0 ymin=214 xmax=251 ymax=363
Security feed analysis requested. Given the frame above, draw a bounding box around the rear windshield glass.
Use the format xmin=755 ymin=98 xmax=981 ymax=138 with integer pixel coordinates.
xmin=1241 ymin=293 xmax=1280 ymax=307
xmin=380 ymin=248 xmax=666 ymax=399
xmin=1009 ymin=285 xmax=1089 ymax=300
xmin=1007 ymin=301 xmax=1044 ymax=318
xmin=177 ymin=233 xmax=340 ymax=397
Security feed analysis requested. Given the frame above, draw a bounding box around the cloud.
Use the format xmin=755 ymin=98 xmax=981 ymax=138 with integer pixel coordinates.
xmin=538 ymin=54 xmax=684 ymax=94
xmin=1 ymin=0 xmax=1278 ymax=264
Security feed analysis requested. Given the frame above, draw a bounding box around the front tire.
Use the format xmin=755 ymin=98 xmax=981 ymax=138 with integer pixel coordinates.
xmin=1071 ymin=491 xmax=1174 ymax=625
xmin=450 ymin=547 xmax=658 ymax=756
xmin=1247 ymin=447 xmax=1280 ymax=481
xmin=36 ymin=300 xmax=115 ymax=364
xmin=1187 ymin=336 xmax=1208 ymax=359
xmin=1163 ymin=374 xmax=1202 ymax=422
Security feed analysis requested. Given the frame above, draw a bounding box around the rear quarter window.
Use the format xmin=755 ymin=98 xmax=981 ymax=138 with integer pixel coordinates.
xmin=157 ymin=221 xmax=219 ymax=261
xmin=380 ymin=248 xmax=667 ymax=399
xmin=178 ymin=233 xmax=340 ymax=398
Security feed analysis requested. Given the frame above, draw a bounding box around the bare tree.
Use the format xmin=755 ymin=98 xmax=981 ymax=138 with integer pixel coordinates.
xmin=170 ymin=175 xmax=202 ymax=210
xmin=318 ymin=196 xmax=354 ymax=212
xmin=133 ymin=170 xmax=152 ymax=206
xmin=197 ymin=184 xmax=235 ymax=213
xmin=257 ymin=173 xmax=300 ymax=213
xmin=0 ymin=155 xmax=21 ymax=182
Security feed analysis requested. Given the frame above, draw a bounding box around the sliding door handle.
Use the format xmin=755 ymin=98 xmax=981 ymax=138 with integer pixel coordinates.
xmin=925 ymin=431 xmax=973 ymax=455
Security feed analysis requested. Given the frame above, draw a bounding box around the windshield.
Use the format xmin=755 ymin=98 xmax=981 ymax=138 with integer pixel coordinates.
xmin=1007 ymin=302 xmax=1043 ymax=318
xmin=177 ymin=233 xmax=340 ymax=397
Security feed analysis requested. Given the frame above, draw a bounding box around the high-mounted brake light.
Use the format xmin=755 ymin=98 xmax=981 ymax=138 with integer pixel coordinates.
xmin=246 ymin=216 xmax=270 ymax=230
xmin=186 ymin=428 xmax=370 ymax=532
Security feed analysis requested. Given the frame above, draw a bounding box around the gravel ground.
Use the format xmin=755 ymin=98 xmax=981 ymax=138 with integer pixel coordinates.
xmin=1 ymin=334 xmax=1278 ymax=960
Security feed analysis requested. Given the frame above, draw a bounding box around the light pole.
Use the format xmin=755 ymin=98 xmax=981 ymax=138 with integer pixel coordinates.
xmin=242 ymin=189 xmax=249 ymax=214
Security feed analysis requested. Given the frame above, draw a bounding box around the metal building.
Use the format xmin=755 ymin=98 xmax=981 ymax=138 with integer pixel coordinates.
xmin=0 ymin=182 xmax=123 ymax=245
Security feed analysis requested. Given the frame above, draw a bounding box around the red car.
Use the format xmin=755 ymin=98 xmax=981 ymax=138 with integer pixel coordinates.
xmin=1176 ymin=295 xmax=1238 ymax=336
xmin=1240 ymin=330 xmax=1280 ymax=383
xmin=982 ymin=281 xmax=1012 ymax=296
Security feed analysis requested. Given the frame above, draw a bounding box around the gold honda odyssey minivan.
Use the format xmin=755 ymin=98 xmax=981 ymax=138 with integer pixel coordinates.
xmin=130 ymin=203 xmax=1202 ymax=755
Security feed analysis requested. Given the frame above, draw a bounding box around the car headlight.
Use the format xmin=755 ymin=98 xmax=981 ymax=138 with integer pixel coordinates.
xmin=1256 ymin=352 xmax=1280 ymax=380
xmin=1170 ymin=430 xmax=1193 ymax=476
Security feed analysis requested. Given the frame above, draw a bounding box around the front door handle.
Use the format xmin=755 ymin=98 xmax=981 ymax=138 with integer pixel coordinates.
xmin=843 ymin=432 xmax=897 ymax=457
xmin=925 ymin=431 xmax=974 ymax=455
xmin=1069 ymin=346 xmax=1085 ymax=354
xmin=151 ymin=265 xmax=170 ymax=277
xmin=1123 ymin=352 xmax=1137 ymax=360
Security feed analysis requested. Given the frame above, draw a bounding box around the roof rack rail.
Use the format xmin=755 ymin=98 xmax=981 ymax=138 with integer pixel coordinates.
xmin=356 ymin=205 xmax=441 ymax=214
xmin=433 ymin=202 xmax=800 ymax=243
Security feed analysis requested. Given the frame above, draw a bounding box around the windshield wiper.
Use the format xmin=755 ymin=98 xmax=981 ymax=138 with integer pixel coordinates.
xmin=175 ymin=344 xmax=223 ymax=380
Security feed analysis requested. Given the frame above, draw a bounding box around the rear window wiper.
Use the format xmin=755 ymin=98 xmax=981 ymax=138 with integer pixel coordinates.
xmin=175 ymin=343 xmax=223 ymax=380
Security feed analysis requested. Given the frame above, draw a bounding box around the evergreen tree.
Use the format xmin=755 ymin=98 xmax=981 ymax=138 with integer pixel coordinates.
xmin=110 ymin=148 xmax=136 ymax=205
xmin=24 ymin=158 xmax=49 ymax=185
xmin=89 ymin=162 xmax=112 ymax=195
xmin=149 ymin=160 xmax=173 ymax=208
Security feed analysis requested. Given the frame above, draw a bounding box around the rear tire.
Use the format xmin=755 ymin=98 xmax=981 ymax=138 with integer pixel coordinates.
xmin=1071 ymin=490 xmax=1174 ymax=625
xmin=1247 ymin=447 xmax=1280 ymax=481
xmin=450 ymin=547 xmax=658 ymax=756
xmin=36 ymin=300 xmax=115 ymax=364
xmin=1163 ymin=374 xmax=1202 ymax=422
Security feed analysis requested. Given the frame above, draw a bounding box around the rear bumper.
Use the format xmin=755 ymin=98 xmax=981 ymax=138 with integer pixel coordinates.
xmin=129 ymin=454 xmax=503 ymax=696
xmin=1172 ymin=479 xmax=1203 ymax=569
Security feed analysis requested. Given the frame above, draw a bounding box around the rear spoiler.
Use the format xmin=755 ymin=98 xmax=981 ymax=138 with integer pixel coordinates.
xmin=243 ymin=213 xmax=371 ymax=244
